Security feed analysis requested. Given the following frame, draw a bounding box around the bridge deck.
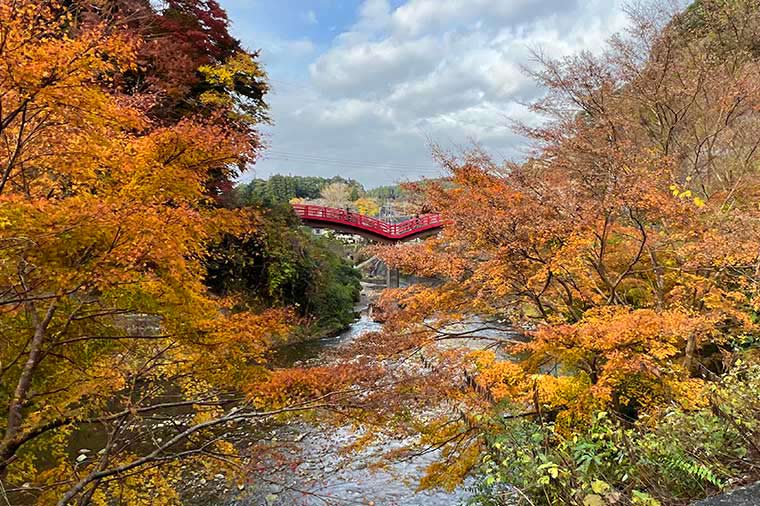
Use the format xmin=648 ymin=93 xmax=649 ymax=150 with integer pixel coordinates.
xmin=292 ymin=204 xmax=442 ymax=241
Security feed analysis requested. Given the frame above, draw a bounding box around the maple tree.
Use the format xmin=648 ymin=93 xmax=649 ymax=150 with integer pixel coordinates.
xmin=350 ymin=0 xmax=760 ymax=501
xmin=75 ymin=0 xmax=270 ymax=201
xmin=4 ymin=0 xmax=760 ymax=504
xmin=0 ymin=1 xmax=333 ymax=504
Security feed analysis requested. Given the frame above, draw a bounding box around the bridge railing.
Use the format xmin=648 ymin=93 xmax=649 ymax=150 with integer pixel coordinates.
xmin=292 ymin=204 xmax=441 ymax=239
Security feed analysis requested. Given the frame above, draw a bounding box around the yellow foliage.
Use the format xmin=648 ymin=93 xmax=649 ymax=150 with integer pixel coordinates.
xmin=0 ymin=2 xmax=284 ymax=502
xmin=354 ymin=197 xmax=380 ymax=216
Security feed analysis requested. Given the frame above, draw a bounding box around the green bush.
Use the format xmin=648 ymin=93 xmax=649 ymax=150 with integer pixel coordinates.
xmin=471 ymin=362 xmax=760 ymax=506
xmin=205 ymin=205 xmax=361 ymax=337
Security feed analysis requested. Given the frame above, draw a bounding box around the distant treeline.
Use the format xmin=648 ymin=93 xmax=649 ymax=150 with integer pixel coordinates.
xmin=234 ymin=174 xmax=407 ymax=205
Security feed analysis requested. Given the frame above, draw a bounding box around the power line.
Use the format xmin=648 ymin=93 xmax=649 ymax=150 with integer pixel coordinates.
xmin=267 ymin=79 xmax=317 ymax=94
xmin=264 ymin=152 xmax=440 ymax=170
xmin=263 ymin=159 xmax=441 ymax=175
xmin=270 ymin=77 xmax=312 ymax=88
xmin=265 ymin=150 xmax=441 ymax=172
xmin=259 ymin=81 xmax=445 ymax=175
xmin=264 ymin=157 xmax=439 ymax=174
xmin=263 ymin=154 xmax=442 ymax=175
xmin=267 ymin=150 xmax=435 ymax=169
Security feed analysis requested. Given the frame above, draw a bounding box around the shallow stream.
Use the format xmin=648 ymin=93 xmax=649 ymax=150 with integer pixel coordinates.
xmin=235 ymin=312 xmax=466 ymax=506
xmin=234 ymin=284 xmax=472 ymax=505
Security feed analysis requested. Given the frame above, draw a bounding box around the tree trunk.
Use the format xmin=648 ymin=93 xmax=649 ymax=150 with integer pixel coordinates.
xmin=683 ymin=333 xmax=698 ymax=376
xmin=0 ymin=299 xmax=57 ymax=473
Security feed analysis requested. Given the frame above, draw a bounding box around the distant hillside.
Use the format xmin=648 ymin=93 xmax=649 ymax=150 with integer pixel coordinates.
xmin=234 ymin=175 xmax=451 ymax=214
xmin=235 ymin=175 xmax=365 ymax=206
xmin=366 ymin=184 xmax=406 ymax=200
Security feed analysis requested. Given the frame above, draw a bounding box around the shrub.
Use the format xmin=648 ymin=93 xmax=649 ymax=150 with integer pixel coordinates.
xmin=471 ymin=361 xmax=760 ymax=506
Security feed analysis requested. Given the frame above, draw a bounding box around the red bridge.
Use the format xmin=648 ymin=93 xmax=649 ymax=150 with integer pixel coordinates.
xmin=292 ymin=204 xmax=442 ymax=243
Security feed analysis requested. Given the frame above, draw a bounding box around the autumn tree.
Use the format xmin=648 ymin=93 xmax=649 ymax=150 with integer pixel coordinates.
xmin=205 ymin=205 xmax=362 ymax=337
xmin=74 ymin=0 xmax=270 ymax=201
xmin=320 ymin=181 xmax=354 ymax=207
xmin=349 ymin=0 xmax=760 ymax=499
xmin=0 ymin=2 xmax=332 ymax=504
xmin=354 ymin=197 xmax=380 ymax=217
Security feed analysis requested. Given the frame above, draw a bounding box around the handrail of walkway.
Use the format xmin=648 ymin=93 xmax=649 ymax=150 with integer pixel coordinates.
xmin=292 ymin=203 xmax=442 ymax=241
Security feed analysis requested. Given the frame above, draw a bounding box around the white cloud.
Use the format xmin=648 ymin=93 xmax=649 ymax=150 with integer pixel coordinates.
xmin=358 ymin=0 xmax=392 ymax=30
xmin=318 ymin=98 xmax=395 ymax=128
xmin=310 ymin=36 xmax=439 ymax=94
xmin=244 ymin=0 xmax=631 ymax=187
xmin=391 ymin=0 xmax=549 ymax=36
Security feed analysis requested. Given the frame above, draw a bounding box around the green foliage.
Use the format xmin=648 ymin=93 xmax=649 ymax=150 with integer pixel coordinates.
xmin=367 ymin=184 xmax=405 ymax=201
xmin=205 ymin=205 xmax=361 ymax=336
xmin=473 ymin=412 xmax=636 ymax=506
xmin=472 ymin=361 xmax=760 ymax=506
xmin=236 ymin=175 xmax=365 ymax=206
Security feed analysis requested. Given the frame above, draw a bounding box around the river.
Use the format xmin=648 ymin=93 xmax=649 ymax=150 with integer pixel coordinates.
xmin=227 ymin=283 xmax=473 ymax=506
xmin=23 ymin=286 xmax=480 ymax=506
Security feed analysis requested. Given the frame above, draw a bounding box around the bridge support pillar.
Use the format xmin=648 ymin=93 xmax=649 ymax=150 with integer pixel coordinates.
xmin=386 ymin=266 xmax=400 ymax=288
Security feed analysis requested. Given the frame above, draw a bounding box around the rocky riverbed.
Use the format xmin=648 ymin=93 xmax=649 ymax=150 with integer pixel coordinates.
xmin=170 ymin=281 xmax=474 ymax=505
xmin=234 ymin=310 xmax=472 ymax=506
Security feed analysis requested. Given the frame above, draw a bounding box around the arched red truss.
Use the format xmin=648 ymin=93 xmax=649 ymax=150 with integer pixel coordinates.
xmin=292 ymin=204 xmax=442 ymax=242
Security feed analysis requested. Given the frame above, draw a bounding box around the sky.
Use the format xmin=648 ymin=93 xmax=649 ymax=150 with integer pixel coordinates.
xmin=221 ymin=0 xmax=631 ymax=188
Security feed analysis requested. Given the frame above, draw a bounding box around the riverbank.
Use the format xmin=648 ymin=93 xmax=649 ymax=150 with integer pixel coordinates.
xmin=178 ymin=280 xmax=476 ymax=506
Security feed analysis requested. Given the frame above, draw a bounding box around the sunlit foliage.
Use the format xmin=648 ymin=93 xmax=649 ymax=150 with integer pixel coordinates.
xmin=0 ymin=1 xmax=305 ymax=503
xmin=361 ymin=0 xmax=760 ymax=502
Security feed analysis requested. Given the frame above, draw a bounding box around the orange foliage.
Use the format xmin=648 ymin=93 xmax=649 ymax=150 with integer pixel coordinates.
xmin=253 ymin=365 xmax=365 ymax=409
xmin=0 ymin=2 xmax=288 ymax=503
xmin=365 ymin=0 xmax=760 ymax=489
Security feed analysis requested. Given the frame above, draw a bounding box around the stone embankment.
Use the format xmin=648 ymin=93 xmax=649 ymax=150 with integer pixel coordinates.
xmin=691 ymin=482 xmax=760 ymax=506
